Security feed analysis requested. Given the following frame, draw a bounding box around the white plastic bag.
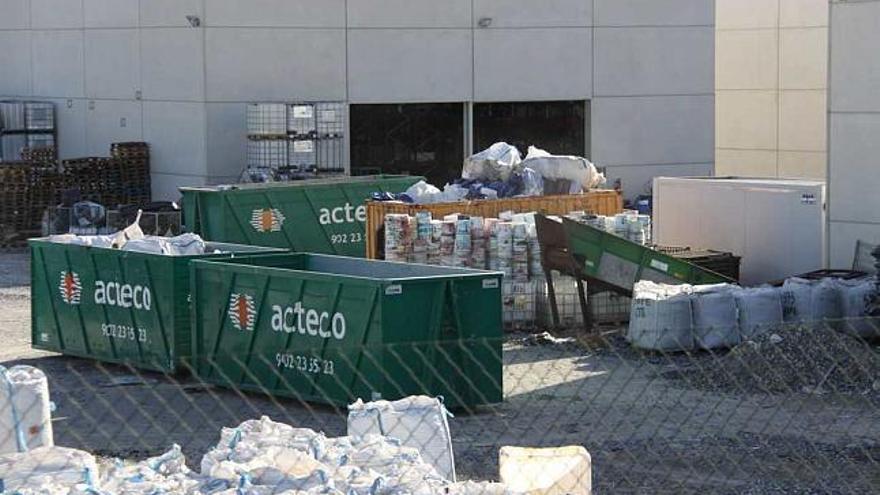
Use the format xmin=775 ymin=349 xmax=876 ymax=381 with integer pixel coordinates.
xmin=0 ymin=365 xmax=53 ymax=454
xmin=348 ymin=396 xmax=456 ymax=482
xmin=463 ymin=142 xmax=522 ymax=182
xmin=627 ymin=281 xmax=694 ymax=351
xmin=0 ymin=447 xmax=98 ymax=493
xmin=691 ymin=284 xmax=740 ymax=350
xmin=735 ymin=287 xmax=784 ymax=340
xmin=404 ymin=180 xmax=443 ymax=205
xmin=500 ymin=446 xmax=591 ymax=495
xmin=521 ymin=146 xmax=606 ymax=190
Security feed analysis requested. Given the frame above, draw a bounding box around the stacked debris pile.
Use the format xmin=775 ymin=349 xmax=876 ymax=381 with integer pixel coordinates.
xmin=678 ymin=323 xmax=880 ymax=395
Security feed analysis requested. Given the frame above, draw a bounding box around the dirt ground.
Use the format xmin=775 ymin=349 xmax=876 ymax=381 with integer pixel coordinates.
xmin=2 ymin=252 xmax=880 ymax=494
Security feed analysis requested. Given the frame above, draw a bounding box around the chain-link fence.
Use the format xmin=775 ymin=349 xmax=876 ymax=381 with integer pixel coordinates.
xmin=3 ymin=315 xmax=880 ymax=494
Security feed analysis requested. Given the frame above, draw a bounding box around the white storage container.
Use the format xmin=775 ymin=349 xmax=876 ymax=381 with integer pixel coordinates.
xmin=653 ymin=177 xmax=826 ymax=285
xmin=500 ymin=446 xmax=591 ymax=495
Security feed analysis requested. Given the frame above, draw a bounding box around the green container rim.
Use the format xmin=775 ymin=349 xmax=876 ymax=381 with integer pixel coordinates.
xmin=179 ymin=174 xmax=422 ymax=193
xmin=28 ymin=237 xmax=287 ymax=258
xmin=191 ymin=253 xmax=505 ymax=284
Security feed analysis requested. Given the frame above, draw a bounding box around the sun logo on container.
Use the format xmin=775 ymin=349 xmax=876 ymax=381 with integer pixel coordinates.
xmin=228 ymin=293 xmax=256 ymax=332
xmin=250 ymin=208 xmax=285 ymax=233
xmin=58 ymin=271 xmax=82 ymax=305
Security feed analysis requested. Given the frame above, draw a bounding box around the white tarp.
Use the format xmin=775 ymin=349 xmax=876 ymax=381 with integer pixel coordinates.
xmin=348 ymin=395 xmax=456 ymax=482
xmin=500 ymin=446 xmax=591 ymax=495
xmin=0 ymin=365 xmax=53 ymax=454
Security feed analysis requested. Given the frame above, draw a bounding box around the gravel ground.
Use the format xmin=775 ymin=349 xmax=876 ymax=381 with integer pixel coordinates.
xmin=2 ymin=252 xmax=880 ymax=494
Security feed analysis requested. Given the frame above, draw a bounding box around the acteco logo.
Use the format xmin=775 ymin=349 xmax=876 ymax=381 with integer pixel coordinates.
xmin=58 ymin=271 xmax=82 ymax=305
xmin=228 ymin=293 xmax=257 ymax=332
xmin=250 ymin=208 xmax=285 ymax=233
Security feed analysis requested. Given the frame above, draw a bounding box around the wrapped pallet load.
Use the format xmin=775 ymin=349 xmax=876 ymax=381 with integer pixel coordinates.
xmin=627 ymin=281 xmax=694 ymax=351
xmin=348 ymin=396 xmax=456 ymax=482
xmin=521 ymin=146 xmax=606 ymax=192
xmin=500 ymin=446 xmax=592 ymax=495
xmin=691 ymin=284 xmax=740 ymax=350
xmin=734 ymin=287 xmax=784 ymax=340
xmin=0 ymin=365 xmax=53 ymax=454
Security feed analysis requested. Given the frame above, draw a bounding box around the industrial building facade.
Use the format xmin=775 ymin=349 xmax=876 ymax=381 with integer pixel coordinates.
xmin=0 ymin=0 xmax=715 ymax=200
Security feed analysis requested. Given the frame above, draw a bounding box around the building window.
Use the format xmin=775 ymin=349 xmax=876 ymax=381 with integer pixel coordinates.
xmin=350 ymin=103 xmax=464 ymax=186
xmin=473 ymin=100 xmax=589 ymax=159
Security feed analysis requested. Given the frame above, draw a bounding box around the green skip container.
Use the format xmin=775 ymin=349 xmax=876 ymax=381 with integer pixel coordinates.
xmin=30 ymin=239 xmax=287 ymax=373
xmin=180 ymin=175 xmax=423 ymax=257
xmin=190 ymin=254 xmax=503 ymax=408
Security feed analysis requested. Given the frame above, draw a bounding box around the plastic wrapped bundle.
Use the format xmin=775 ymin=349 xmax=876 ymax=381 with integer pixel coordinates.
xmin=453 ymin=218 xmax=472 ymax=267
xmin=500 ymin=445 xmax=592 ymax=495
xmin=427 ymin=220 xmax=442 ymax=265
xmin=384 ymin=214 xmax=413 ymax=263
xmin=503 ymin=280 xmax=537 ymax=329
xmin=470 ymin=217 xmax=487 ymax=269
xmin=527 ymin=223 xmax=544 ymax=278
xmin=439 ymin=221 xmax=456 ymax=266
xmin=511 ymin=222 xmax=530 ymax=282
xmin=495 ymin=222 xmax=515 ymax=278
xmin=811 ymin=278 xmax=842 ymax=321
xmin=462 ymin=142 xmax=522 ymax=182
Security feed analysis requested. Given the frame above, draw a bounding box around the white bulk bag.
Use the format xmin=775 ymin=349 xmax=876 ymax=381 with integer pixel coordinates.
xmin=780 ymin=278 xmax=814 ymax=323
xmin=447 ymin=481 xmax=513 ymax=495
xmin=0 ymin=446 xmax=98 ymax=493
xmin=348 ymin=396 xmax=455 ymax=482
xmin=627 ymin=282 xmax=694 ymax=351
xmin=0 ymin=365 xmax=53 ymax=454
xmin=691 ymin=285 xmax=740 ymax=350
xmin=499 ymin=446 xmax=591 ymax=495
xmin=838 ymin=278 xmax=878 ymax=338
xmin=734 ymin=287 xmax=784 ymax=340
xmin=101 ymin=445 xmax=201 ymax=495
xmin=811 ymin=278 xmax=843 ymax=321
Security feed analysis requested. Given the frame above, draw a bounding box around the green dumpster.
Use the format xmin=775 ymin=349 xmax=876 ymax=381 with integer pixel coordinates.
xmin=190 ymin=254 xmax=503 ymax=408
xmin=30 ymin=239 xmax=287 ymax=373
xmin=180 ymin=175 xmax=423 ymax=257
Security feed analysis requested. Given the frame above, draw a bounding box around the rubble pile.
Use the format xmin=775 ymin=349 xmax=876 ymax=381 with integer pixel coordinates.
xmin=685 ymin=324 xmax=880 ymax=395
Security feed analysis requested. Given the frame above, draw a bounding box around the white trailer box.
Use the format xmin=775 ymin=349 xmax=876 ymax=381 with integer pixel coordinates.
xmin=653 ymin=177 xmax=826 ymax=285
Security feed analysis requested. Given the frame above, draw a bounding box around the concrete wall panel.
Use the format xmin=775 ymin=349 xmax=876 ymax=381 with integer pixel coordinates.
xmin=85 ymin=99 xmax=143 ymax=155
xmin=829 ymin=2 xmax=880 ymax=113
xmin=84 ymin=0 xmax=138 ymax=28
xmin=140 ymin=0 xmax=204 ymax=27
xmin=474 ymin=0 xmax=592 ymax=28
xmin=141 ymin=28 xmax=204 ymax=101
xmin=0 ymin=32 xmax=31 ymax=96
xmin=31 ymin=0 xmax=83 ymax=29
xmin=716 ymin=29 xmax=777 ymax=90
xmin=474 ymin=28 xmax=590 ymax=101
xmin=593 ymin=95 xmax=714 ymax=166
xmin=349 ymin=29 xmax=472 ymax=102
xmin=828 ymin=113 xmax=880 ymax=224
xmin=205 ymin=102 xmax=247 ymax=179
xmin=50 ymin=98 xmax=88 ymax=159
xmin=595 ymin=0 xmax=713 ymax=27
xmin=595 ymin=27 xmax=713 ymax=96
xmin=143 ymin=101 xmax=207 ymax=176
xmin=0 ymin=0 xmax=30 ymax=29
xmin=32 ymin=30 xmax=84 ymax=98
xmin=207 ymin=0 xmax=345 ymax=28
xmin=349 ymin=0 xmax=471 ymax=28
xmin=206 ymin=28 xmax=345 ymax=101
xmin=85 ymin=29 xmax=140 ymax=100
